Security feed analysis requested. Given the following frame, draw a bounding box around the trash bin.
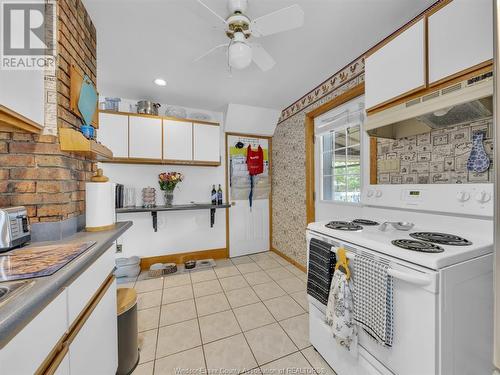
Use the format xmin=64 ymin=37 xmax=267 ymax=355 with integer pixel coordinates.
xmin=116 ymin=288 xmax=139 ymax=375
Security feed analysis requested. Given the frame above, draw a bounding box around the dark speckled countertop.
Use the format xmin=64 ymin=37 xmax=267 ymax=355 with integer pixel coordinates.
xmin=0 ymin=221 xmax=132 ymax=349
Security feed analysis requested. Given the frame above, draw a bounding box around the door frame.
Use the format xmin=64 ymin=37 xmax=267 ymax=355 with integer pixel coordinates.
xmin=304 ymin=82 xmax=367 ymax=224
xmin=225 ymin=132 xmax=273 ymax=255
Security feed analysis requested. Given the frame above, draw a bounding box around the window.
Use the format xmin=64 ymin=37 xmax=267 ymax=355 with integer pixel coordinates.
xmin=321 ymin=123 xmax=361 ymax=203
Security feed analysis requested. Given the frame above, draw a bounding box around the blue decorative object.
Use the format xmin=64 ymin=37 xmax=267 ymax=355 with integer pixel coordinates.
xmin=80 ymin=124 xmax=95 ymax=139
xmin=467 ymin=131 xmax=490 ymax=173
xmin=78 ymin=75 xmax=98 ymax=126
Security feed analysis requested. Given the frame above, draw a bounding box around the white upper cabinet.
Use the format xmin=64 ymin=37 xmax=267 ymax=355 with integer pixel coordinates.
xmin=163 ymin=120 xmax=193 ymax=161
xmin=193 ymin=124 xmax=220 ymax=163
xmin=0 ymin=69 xmax=44 ymax=125
xmin=98 ymin=112 xmax=129 ymax=158
xmin=428 ymin=0 xmax=493 ymax=85
xmin=365 ymin=18 xmax=426 ymax=110
xmin=129 ymin=116 xmax=162 ymax=159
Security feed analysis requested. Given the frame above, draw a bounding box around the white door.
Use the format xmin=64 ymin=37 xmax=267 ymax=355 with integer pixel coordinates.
xmin=193 ymin=123 xmax=220 ymax=162
xmin=428 ymin=0 xmax=493 ymax=85
xmin=227 ymin=135 xmax=270 ymax=257
xmin=163 ymin=119 xmax=193 ymax=161
xmin=365 ymin=18 xmax=426 ymax=110
xmin=129 ymin=116 xmax=162 ymax=159
xmin=98 ymin=112 xmax=129 ymax=158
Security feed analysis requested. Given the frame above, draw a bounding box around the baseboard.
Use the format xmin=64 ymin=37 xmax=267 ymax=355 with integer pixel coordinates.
xmin=271 ymin=247 xmax=306 ymax=273
xmin=140 ymin=248 xmax=229 ymax=270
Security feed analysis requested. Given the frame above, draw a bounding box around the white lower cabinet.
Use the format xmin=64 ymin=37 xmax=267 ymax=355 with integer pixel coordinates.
xmin=68 ymin=281 xmax=118 ymax=375
xmin=0 ymin=246 xmax=118 ymax=375
xmin=0 ymin=291 xmax=68 ymax=374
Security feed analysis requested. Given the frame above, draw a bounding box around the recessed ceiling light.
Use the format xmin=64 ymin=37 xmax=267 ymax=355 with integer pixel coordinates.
xmin=154 ymin=78 xmax=167 ymax=86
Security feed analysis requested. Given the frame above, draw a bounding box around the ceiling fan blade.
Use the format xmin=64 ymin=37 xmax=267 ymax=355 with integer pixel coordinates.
xmin=193 ymin=43 xmax=228 ymax=63
xmin=251 ymin=43 xmax=276 ymax=72
xmin=196 ymin=0 xmax=228 ymax=26
xmin=251 ymin=4 xmax=304 ymax=37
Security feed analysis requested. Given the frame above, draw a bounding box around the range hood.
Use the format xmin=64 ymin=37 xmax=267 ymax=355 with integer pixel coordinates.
xmin=365 ymin=72 xmax=493 ymax=139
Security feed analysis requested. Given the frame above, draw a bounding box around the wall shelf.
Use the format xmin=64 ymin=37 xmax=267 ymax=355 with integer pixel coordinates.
xmin=59 ymin=128 xmax=113 ymax=159
xmin=0 ymin=105 xmax=43 ymax=134
xmin=116 ymin=203 xmax=232 ymax=232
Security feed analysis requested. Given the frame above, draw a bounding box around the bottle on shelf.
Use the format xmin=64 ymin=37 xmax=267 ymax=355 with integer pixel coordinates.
xmin=217 ymin=184 xmax=223 ymax=205
xmin=211 ymin=185 xmax=217 ymax=205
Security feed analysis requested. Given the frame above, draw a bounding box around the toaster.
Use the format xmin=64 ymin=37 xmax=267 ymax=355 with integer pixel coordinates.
xmin=0 ymin=206 xmax=31 ymax=252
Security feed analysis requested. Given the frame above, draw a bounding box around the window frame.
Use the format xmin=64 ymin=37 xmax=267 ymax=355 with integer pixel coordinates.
xmin=318 ymin=120 xmax=365 ymax=206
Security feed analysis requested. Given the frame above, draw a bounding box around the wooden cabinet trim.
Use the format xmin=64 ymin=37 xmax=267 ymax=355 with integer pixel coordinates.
xmin=35 ymin=274 xmax=115 ymax=375
xmin=99 ymin=109 xmax=219 ymax=126
xmin=0 ymin=105 xmax=43 ymax=134
xmin=101 ymin=157 xmax=221 ymax=167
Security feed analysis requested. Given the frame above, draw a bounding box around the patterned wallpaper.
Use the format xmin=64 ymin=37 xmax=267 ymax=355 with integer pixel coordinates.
xmin=377 ymin=117 xmax=494 ymax=184
xmin=272 ymin=57 xmax=365 ymax=267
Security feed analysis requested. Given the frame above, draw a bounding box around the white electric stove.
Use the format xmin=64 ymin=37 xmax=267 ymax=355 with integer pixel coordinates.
xmin=307 ymin=184 xmax=494 ymax=375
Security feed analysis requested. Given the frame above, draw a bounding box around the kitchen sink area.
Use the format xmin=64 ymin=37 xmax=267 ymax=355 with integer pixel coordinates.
xmin=0 ymin=280 xmax=33 ymax=306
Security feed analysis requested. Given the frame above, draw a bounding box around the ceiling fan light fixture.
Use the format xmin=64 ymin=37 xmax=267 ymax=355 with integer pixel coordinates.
xmin=154 ymin=78 xmax=167 ymax=86
xmin=229 ymin=41 xmax=252 ymax=70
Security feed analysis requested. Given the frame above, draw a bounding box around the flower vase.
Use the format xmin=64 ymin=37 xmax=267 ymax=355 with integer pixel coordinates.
xmin=164 ymin=190 xmax=174 ymax=206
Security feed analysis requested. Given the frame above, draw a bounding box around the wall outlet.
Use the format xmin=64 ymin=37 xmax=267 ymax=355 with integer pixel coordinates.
xmin=116 ymin=244 xmax=123 ymax=253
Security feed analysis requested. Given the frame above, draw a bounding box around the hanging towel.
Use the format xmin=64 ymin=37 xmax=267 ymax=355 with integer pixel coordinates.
xmin=307 ymin=238 xmax=336 ymax=306
xmin=352 ymin=254 xmax=394 ymax=347
xmin=325 ymin=269 xmax=358 ymax=355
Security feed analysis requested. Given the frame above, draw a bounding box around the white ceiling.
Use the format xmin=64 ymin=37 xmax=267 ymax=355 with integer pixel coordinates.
xmin=82 ymin=0 xmax=435 ymax=112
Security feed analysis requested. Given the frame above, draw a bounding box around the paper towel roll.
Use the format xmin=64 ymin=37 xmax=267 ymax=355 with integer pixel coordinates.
xmin=86 ymin=182 xmax=116 ymax=231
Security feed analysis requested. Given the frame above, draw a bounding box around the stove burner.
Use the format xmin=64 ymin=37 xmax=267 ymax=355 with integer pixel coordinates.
xmin=352 ymin=219 xmax=379 ymax=226
xmin=409 ymin=232 xmax=472 ymax=246
xmin=325 ymin=221 xmax=363 ymax=231
xmin=391 ymin=239 xmax=444 ymax=253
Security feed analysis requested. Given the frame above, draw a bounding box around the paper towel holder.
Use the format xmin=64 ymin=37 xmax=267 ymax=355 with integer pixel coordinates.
xmin=85 ymin=169 xmax=116 ymax=232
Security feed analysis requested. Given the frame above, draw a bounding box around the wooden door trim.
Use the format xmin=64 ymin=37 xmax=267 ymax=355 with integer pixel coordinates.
xmin=304 ymin=83 xmax=365 ymax=225
xmin=225 ymin=132 xmax=273 ymax=256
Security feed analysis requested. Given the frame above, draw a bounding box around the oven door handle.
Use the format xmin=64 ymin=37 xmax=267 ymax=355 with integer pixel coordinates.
xmin=387 ymin=268 xmax=432 ymax=286
xmin=331 ymin=246 xmax=432 ymax=286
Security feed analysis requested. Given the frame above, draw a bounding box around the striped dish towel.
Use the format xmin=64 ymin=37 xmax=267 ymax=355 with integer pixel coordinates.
xmin=307 ymin=238 xmax=336 ymax=306
xmin=352 ymin=254 xmax=394 ymax=347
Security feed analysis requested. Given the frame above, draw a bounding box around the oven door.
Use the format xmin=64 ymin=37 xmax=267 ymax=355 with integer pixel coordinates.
xmin=307 ymin=231 xmax=439 ymax=375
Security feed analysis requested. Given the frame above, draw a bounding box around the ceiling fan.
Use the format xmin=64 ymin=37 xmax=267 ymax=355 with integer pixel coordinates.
xmin=194 ymin=0 xmax=304 ymax=72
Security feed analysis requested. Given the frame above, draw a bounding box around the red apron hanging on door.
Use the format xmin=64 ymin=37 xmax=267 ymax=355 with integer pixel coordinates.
xmin=247 ymin=145 xmax=264 ymax=208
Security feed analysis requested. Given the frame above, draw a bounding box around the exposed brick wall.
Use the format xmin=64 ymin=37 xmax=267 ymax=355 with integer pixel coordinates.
xmin=0 ymin=0 xmax=97 ymax=223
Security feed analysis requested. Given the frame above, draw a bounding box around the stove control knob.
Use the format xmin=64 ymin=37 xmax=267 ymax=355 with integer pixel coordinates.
xmin=375 ymin=190 xmax=383 ymax=198
xmin=367 ymin=190 xmax=374 ymax=198
xmin=475 ymin=191 xmax=491 ymax=204
xmin=456 ymin=191 xmax=471 ymax=202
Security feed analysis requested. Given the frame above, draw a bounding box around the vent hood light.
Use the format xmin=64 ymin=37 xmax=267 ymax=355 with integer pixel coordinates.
xmin=433 ymin=106 xmax=452 ymax=117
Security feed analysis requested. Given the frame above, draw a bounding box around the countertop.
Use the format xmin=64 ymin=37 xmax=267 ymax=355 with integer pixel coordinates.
xmin=0 ymin=221 xmax=132 ymax=349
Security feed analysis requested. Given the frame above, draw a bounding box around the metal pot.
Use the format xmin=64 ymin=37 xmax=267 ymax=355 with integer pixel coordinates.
xmin=136 ymin=101 xmax=161 ymax=115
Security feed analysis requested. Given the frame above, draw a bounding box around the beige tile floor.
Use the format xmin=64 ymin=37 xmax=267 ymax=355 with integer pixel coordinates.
xmin=117 ymin=251 xmax=336 ymax=375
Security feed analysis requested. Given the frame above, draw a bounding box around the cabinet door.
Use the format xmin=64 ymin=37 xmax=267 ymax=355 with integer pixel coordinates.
xmin=163 ymin=120 xmax=193 ymax=161
xmin=193 ymin=124 xmax=220 ymax=162
xmin=0 ymin=291 xmax=68 ymax=374
xmin=98 ymin=113 xmax=129 ymax=158
xmin=365 ymin=18 xmax=426 ymax=110
xmin=428 ymin=0 xmax=493 ymax=85
xmin=69 ymin=281 xmax=118 ymax=375
xmin=129 ymin=116 xmax=162 ymax=159
xmin=0 ymin=69 xmax=44 ymax=125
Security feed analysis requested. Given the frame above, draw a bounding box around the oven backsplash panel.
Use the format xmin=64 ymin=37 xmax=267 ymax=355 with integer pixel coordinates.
xmin=376 ymin=117 xmax=493 ymax=184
